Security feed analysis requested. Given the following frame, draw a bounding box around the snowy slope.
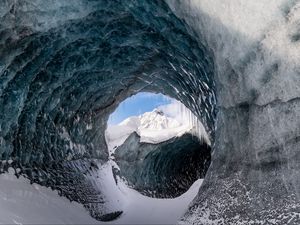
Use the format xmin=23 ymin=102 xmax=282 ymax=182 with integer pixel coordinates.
xmin=0 ymin=169 xmax=98 ymax=225
xmin=114 ymin=177 xmax=203 ymax=224
xmin=0 ymin=166 xmax=202 ymax=225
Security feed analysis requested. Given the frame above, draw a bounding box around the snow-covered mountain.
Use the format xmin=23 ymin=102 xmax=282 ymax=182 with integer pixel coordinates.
xmin=105 ymin=108 xmax=208 ymax=154
xmin=119 ymin=109 xmax=182 ymax=131
xmin=138 ymin=109 xmax=181 ymax=130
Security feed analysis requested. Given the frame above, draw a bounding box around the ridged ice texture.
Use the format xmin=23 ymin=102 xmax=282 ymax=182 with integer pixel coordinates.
xmin=0 ymin=0 xmax=215 ymax=221
xmin=168 ymin=0 xmax=300 ymax=224
xmin=114 ymin=132 xmax=211 ymax=198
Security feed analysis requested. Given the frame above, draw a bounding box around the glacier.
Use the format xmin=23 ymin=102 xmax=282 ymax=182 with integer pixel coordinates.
xmin=0 ymin=0 xmax=300 ymax=224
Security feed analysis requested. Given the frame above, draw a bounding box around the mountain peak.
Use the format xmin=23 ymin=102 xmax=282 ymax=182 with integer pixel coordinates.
xmin=138 ymin=109 xmax=180 ymax=130
xmin=153 ymin=108 xmax=164 ymax=116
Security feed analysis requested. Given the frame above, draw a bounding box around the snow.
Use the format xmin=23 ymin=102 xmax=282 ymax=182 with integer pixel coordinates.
xmin=167 ymin=0 xmax=300 ymax=107
xmin=105 ymin=109 xmax=186 ymax=153
xmin=114 ymin=177 xmax=203 ymax=224
xmin=106 ymin=100 xmax=210 ymax=155
xmin=0 ymin=168 xmax=98 ymax=225
xmin=0 ymin=166 xmax=202 ymax=224
xmin=93 ymin=161 xmax=204 ymax=224
xmin=178 ymin=0 xmax=286 ymax=40
xmin=139 ymin=109 xmax=181 ymax=130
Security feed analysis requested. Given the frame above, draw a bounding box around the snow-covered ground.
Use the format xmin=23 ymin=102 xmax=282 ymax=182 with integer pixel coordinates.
xmin=114 ymin=178 xmax=203 ymax=224
xmin=0 ymin=168 xmax=98 ymax=225
xmin=0 ymin=167 xmax=202 ymax=224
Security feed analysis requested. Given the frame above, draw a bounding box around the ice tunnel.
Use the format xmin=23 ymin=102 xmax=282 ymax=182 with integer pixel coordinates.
xmin=1 ymin=0 xmax=300 ymax=224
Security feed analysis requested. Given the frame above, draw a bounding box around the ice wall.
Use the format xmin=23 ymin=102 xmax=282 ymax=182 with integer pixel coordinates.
xmin=167 ymin=0 xmax=300 ymax=224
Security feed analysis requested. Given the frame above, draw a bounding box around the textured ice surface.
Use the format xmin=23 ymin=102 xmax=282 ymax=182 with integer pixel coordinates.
xmin=167 ymin=0 xmax=300 ymax=224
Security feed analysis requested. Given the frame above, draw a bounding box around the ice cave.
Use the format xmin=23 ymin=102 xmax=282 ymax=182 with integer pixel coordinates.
xmin=0 ymin=0 xmax=300 ymax=224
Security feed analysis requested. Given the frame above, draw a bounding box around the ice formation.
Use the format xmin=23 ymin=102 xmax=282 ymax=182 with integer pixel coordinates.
xmin=0 ymin=0 xmax=299 ymax=224
xmin=167 ymin=0 xmax=300 ymax=224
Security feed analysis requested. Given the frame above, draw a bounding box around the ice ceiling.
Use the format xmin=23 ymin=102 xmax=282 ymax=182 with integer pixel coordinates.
xmin=1 ymin=0 xmax=300 ymax=224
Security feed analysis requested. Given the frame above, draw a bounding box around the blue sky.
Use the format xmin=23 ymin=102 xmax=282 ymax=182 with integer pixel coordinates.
xmin=108 ymin=92 xmax=172 ymax=125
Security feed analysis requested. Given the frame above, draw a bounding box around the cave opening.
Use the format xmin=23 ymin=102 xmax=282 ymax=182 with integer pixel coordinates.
xmin=102 ymin=91 xmax=211 ymax=222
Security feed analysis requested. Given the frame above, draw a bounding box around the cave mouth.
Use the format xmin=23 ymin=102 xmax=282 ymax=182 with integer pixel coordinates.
xmin=105 ymin=92 xmax=211 ymax=200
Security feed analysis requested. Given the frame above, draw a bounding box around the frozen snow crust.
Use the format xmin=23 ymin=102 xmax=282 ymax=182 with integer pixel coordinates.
xmin=106 ymin=108 xmax=210 ymax=151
